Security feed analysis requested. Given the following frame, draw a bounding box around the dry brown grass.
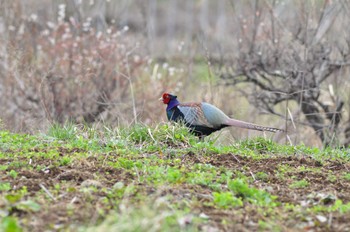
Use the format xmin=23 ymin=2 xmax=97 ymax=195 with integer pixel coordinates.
xmin=0 ymin=1 xmax=186 ymax=132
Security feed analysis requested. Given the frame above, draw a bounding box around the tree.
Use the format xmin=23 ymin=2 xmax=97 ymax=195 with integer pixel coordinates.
xmin=220 ymin=0 xmax=350 ymax=146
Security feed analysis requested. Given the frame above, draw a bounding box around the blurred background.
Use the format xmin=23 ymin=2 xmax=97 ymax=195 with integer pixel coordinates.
xmin=1 ymin=0 xmax=350 ymax=147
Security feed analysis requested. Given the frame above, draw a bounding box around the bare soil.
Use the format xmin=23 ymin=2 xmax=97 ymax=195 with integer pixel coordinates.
xmin=1 ymin=152 xmax=350 ymax=231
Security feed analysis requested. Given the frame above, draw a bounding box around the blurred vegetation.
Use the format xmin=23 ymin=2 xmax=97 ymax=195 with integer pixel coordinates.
xmin=1 ymin=0 xmax=350 ymax=146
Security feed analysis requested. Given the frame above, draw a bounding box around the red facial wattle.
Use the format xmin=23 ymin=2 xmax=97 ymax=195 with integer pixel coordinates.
xmin=162 ymin=93 xmax=170 ymax=104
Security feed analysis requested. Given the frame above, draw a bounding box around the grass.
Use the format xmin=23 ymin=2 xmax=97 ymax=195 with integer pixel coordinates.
xmin=0 ymin=123 xmax=350 ymax=231
xmin=289 ymin=179 xmax=309 ymax=189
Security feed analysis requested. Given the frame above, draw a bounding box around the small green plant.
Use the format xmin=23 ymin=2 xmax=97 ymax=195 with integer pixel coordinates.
xmin=228 ymin=179 xmax=278 ymax=207
xmin=0 ymin=182 xmax=11 ymax=192
xmin=212 ymin=191 xmax=243 ymax=209
xmin=0 ymin=165 xmax=8 ymax=171
xmin=0 ymin=216 xmax=22 ymax=232
xmin=128 ymin=125 xmax=150 ymax=143
xmin=312 ymin=199 xmax=350 ymax=214
xmin=187 ymin=171 xmax=216 ymax=187
xmin=7 ymin=170 xmax=18 ymax=179
xmin=54 ymin=183 xmax=61 ymax=191
xmin=47 ymin=122 xmax=77 ymax=140
xmin=166 ymin=168 xmax=183 ymax=183
xmin=15 ymin=200 xmax=41 ymax=213
xmin=59 ymin=156 xmax=72 ymax=166
xmin=218 ymin=171 xmax=233 ymax=184
xmin=289 ymin=179 xmax=309 ymax=189
xmin=240 ymin=138 xmax=276 ymax=153
xmin=258 ymin=220 xmax=281 ymax=231
xmin=327 ymin=173 xmax=337 ymax=183
xmin=277 ymin=164 xmax=292 ymax=174
xmin=255 ymin=172 xmax=269 ymax=182
xmin=343 ymin=173 xmax=350 ymax=181
xmin=275 ymin=164 xmax=292 ymax=181
xmin=332 ymin=200 xmax=350 ymax=213
xmin=112 ymin=158 xmax=142 ymax=170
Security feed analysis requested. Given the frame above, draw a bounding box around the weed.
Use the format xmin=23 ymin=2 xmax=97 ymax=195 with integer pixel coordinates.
xmin=228 ymin=179 xmax=278 ymax=207
xmin=113 ymin=158 xmax=142 ymax=170
xmin=0 ymin=217 xmax=22 ymax=232
xmin=59 ymin=156 xmax=72 ymax=166
xmin=289 ymin=179 xmax=309 ymax=189
xmin=166 ymin=168 xmax=183 ymax=184
xmin=15 ymin=200 xmax=41 ymax=213
xmin=343 ymin=173 xmax=350 ymax=181
xmin=187 ymin=172 xmax=216 ymax=187
xmin=47 ymin=122 xmax=77 ymax=141
xmin=311 ymin=199 xmax=350 ymax=214
xmin=212 ymin=191 xmax=243 ymax=209
xmin=218 ymin=171 xmax=234 ymax=184
xmin=327 ymin=172 xmax=337 ymax=183
xmin=240 ymin=138 xmax=277 ymax=153
xmin=258 ymin=219 xmax=282 ymax=231
xmin=7 ymin=170 xmax=18 ymax=179
xmin=0 ymin=182 xmax=11 ymax=192
xmin=255 ymin=172 xmax=269 ymax=182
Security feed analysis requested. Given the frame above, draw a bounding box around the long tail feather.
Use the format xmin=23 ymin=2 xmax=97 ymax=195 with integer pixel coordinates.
xmin=226 ymin=118 xmax=284 ymax=133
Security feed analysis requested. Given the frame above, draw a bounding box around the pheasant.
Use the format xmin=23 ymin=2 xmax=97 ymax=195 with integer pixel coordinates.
xmin=160 ymin=93 xmax=284 ymax=139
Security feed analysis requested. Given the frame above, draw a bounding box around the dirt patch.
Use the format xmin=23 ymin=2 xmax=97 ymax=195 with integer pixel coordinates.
xmin=183 ymin=153 xmax=350 ymax=198
xmin=179 ymin=152 xmax=350 ymax=231
xmin=1 ymin=152 xmax=350 ymax=231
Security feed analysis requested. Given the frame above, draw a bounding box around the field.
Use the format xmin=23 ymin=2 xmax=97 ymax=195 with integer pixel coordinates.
xmin=1 ymin=124 xmax=350 ymax=231
xmin=2 ymin=1 xmax=350 ymax=231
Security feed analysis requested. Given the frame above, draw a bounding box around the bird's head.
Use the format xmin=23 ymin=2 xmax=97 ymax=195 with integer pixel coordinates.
xmin=159 ymin=93 xmax=177 ymax=104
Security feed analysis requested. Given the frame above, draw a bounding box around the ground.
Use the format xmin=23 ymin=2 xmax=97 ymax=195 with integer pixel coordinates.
xmin=1 ymin=125 xmax=350 ymax=231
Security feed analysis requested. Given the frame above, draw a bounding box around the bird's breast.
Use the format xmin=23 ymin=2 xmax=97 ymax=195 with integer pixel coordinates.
xmin=166 ymin=107 xmax=185 ymax=122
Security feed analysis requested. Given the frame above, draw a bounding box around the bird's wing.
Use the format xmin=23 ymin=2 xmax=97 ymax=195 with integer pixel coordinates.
xmin=178 ymin=103 xmax=213 ymax=127
xmin=200 ymin=102 xmax=230 ymax=127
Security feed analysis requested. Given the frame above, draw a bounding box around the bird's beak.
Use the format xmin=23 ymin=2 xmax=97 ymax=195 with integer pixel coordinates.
xmin=158 ymin=97 xmax=163 ymax=101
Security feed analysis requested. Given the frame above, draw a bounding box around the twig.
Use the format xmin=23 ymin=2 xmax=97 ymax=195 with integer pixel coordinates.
xmin=231 ymin=154 xmax=240 ymax=163
xmin=148 ymin=128 xmax=156 ymax=143
xmin=328 ymin=213 xmax=333 ymax=228
xmin=250 ymin=171 xmax=256 ymax=181
xmin=70 ymin=196 xmax=77 ymax=204
xmin=286 ymin=134 xmax=293 ymax=146
xmin=115 ymin=69 xmax=138 ymax=124
xmin=287 ymin=108 xmax=297 ymax=130
xmin=102 ymin=152 xmax=110 ymax=167
xmin=39 ymin=183 xmax=56 ymax=201
xmin=133 ymin=165 xmax=141 ymax=183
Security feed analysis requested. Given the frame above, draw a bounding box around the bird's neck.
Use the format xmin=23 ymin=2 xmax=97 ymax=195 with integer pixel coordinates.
xmin=166 ymin=99 xmax=180 ymax=111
